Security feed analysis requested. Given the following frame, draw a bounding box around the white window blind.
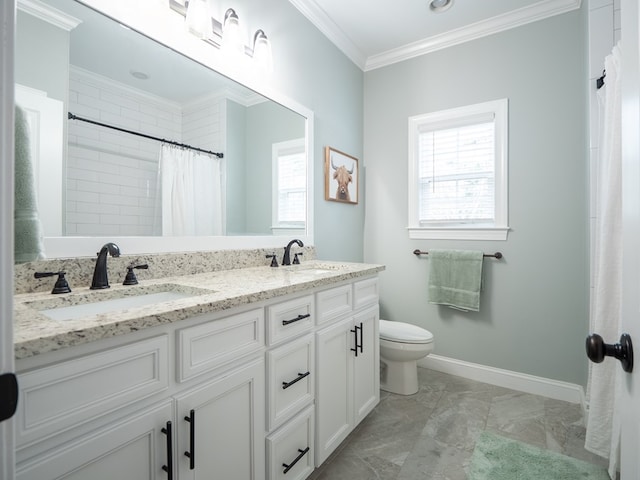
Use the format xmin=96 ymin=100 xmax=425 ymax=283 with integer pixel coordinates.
xmin=277 ymin=151 xmax=306 ymax=223
xmin=418 ymin=121 xmax=495 ymax=224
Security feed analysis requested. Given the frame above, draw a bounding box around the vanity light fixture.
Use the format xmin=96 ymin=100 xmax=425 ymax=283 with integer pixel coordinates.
xmin=429 ymin=0 xmax=453 ymax=13
xmin=185 ymin=0 xmax=213 ymax=38
xmin=168 ymin=0 xmax=273 ymax=72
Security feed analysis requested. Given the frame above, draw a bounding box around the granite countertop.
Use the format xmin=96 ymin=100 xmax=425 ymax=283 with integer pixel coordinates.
xmin=14 ymin=261 xmax=384 ymax=359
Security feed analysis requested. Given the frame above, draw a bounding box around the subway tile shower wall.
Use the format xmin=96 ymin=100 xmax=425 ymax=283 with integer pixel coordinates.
xmin=66 ymin=66 xmax=223 ymax=236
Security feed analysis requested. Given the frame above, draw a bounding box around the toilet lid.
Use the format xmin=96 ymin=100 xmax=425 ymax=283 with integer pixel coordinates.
xmin=379 ymin=320 xmax=434 ymax=344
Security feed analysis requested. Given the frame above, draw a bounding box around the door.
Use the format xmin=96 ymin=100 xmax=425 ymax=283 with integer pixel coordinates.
xmin=620 ymin=0 xmax=640 ymax=476
xmin=352 ymin=306 xmax=380 ymax=425
xmin=15 ymin=401 xmax=173 ymax=480
xmin=174 ymin=358 xmax=265 ymax=480
xmin=315 ymin=317 xmax=352 ymax=466
xmin=0 ymin=2 xmax=17 ymax=479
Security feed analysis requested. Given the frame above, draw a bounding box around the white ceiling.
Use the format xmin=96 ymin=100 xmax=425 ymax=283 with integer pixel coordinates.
xmin=288 ymin=0 xmax=582 ymax=71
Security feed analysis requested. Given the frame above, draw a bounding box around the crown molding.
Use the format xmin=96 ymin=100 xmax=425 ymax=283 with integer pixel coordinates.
xmin=288 ymin=0 xmax=581 ymax=72
xmin=17 ymin=0 xmax=81 ymax=31
xmin=366 ymin=0 xmax=581 ymax=70
xmin=287 ymin=0 xmax=367 ymax=70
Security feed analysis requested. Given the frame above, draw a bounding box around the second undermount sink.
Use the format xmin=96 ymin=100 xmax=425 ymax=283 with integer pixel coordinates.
xmin=28 ymin=284 xmax=212 ymax=321
xmin=287 ymin=262 xmax=351 ymax=275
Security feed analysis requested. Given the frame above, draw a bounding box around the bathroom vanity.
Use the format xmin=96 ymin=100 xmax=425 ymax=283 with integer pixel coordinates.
xmin=13 ymin=260 xmax=383 ymax=480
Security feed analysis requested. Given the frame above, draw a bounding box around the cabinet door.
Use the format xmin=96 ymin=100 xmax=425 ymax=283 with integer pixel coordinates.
xmin=314 ymin=318 xmax=353 ymax=466
xmin=352 ymin=306 xmax=380 ymax=425
xmin=16 ymin=401 xmax=173 ymax=480
xmin=175 ymin=358 xmax=265 ymax=480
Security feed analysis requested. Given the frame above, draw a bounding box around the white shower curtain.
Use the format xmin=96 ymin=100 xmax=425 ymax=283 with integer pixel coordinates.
xmin=158 ymin=144 xmax=223 ymax=236
xmin=585 ymin=43 xmax=622 ymax=479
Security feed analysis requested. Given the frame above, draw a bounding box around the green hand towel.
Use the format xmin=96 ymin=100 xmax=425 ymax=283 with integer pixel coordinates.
xmin=14 ymin=106 xmax=45 ymax=263
xmin=428 ymin=249 xmax=483 ymax=311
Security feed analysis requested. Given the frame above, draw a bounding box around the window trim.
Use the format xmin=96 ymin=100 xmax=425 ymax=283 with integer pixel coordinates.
xmin=407 ymin=98 xmax=509 ymax=241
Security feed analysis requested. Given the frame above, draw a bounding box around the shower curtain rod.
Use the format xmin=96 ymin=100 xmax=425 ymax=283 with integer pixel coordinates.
xmin=67 ymin=112 xmax=224 ymax=158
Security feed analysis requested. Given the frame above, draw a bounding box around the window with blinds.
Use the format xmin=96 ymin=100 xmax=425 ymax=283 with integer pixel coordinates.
xmin=273 ymin=139 xmax=306 ymax=229
xmin=408 ymin=99 xmax=509 ymax=240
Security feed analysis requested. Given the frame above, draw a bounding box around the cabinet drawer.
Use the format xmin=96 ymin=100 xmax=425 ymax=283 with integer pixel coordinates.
xmin=266 ymin=405 xmax=315 ymax=480
xmin=17 ymin=335 xmax=169 ymax=447
xmin=315 ymin=284 xmax=352 ymax=326
xmin=267 ymin=335 xmax=314 ymax=431
xmin=177 ymin=308 xmax=264 ymax=382
xmin=354 ymin=277 xmax=379 ymax=310
xmin=267 ymin=294 xmax=314 ymax=346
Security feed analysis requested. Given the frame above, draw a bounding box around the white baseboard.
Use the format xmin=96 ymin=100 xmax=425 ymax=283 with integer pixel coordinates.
xmin=418 ymin=354 xmax=586 ymax=407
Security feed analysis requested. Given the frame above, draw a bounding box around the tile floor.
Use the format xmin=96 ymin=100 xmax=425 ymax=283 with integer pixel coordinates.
xmin=308 ymin=367 xmax=608 ymax=480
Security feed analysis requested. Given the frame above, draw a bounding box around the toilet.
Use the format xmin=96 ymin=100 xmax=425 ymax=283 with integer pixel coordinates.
xmin=379 ymin=319 xmax=434 ymax=395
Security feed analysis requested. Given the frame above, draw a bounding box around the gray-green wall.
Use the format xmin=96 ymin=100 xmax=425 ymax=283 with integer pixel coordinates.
xmin=225 ymin=99 xmax=247 ymax=235
xmin=363 ymin=10 xmax=589 ymax=385
xmin=247 ymin=0 xmax=365 ymax=261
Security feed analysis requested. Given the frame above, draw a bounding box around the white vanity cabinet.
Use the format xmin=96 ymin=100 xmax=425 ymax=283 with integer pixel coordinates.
xmin=315 ymin=279 xmax=380 ymax=466
xmin=15 ymin=308 xmax=266 ymax=480
xmin=14 ymin=270 xmax=381 ymax=480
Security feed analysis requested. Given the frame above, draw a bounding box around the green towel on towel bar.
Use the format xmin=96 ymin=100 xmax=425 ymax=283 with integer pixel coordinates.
xmin=428 ymin=249 xmax=483 ymax=312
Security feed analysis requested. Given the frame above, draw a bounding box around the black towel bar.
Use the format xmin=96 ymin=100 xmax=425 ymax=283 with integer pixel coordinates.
xmin=413 ymin=249 xmax=503 ymax=259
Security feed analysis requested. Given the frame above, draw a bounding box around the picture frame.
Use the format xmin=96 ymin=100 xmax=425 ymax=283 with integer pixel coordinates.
xmin=324 ymin=146 xmax=359 ymax=204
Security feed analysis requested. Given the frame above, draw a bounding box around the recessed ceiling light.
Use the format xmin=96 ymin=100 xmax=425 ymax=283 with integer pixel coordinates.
xmin=429 ymin=0 xmax=453 ymax=13
xmin=130 ymin=70 xmax=149 ymax=80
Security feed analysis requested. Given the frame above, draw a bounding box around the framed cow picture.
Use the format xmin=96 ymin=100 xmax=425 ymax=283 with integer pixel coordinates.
xmin=324 ymin=146 xmax=359 ymax=204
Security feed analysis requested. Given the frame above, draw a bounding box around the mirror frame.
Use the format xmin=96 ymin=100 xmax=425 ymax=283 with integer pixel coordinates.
xmin=37 ymin=0 xmax=314 ymax=258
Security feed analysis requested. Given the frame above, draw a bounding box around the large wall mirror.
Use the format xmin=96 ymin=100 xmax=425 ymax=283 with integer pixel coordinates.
xmin=15 ymin=0 xmax=313 ymax=259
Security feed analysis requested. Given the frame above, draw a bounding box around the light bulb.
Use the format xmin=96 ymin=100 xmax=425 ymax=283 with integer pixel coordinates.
xmin=185 ymin=0 xmax=212 ymax=38
xmin=252 ymin=30 xmax=273 ymax=72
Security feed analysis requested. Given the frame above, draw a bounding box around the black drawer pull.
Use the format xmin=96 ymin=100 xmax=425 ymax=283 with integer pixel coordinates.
xmin=161 ymin=421 xmax=173 ymax=479
xmin=282 ymin=371 xmax=310 ymax=389
xmin=358 ymin=322 xmax=364 ymax=353
xmin=184 ymin=409 xmax=195 ymax=470
xmin=282 ymin=447 xmax=310 ymax=474
xmin=282 ymin=313 xmax=311 ymax=325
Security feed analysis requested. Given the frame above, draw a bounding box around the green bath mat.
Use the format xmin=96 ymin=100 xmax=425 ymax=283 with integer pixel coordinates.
xmin=468 ymin=431 xmax=610 ymax=480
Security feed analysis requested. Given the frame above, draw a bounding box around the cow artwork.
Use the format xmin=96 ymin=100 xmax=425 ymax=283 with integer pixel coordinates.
xmin=331 ymin=157 xmax=354 ymax=202
xmin=324 ymin=146 xmax=358 ymax=204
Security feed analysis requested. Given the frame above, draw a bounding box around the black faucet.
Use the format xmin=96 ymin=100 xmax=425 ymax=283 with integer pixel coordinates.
xmin=282 ymin=239 xmax=303 ymax=266
xmin=91 ymin=242 xmax=120 ymax=289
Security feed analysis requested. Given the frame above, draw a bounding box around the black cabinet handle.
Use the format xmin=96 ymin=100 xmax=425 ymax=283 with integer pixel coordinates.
xmin=161 ymin=421 xmax=173 ymax=479
xmin=350 ymin=324 xmax=361 ymax=357
xmin=282 ymin=371 xmax=310 ymax=389
xmin=282 ymin=313 xmax=311 ymax=326
xmin=282 ymin=447 xmax=310 ymax=474
xmin=358 ymin=322 xmax=364 ymax=354
xmin=184 ymin=409 xmax=195 ymax=470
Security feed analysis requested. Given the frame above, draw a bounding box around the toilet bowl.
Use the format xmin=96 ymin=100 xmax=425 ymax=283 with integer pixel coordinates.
xmin=379 ymin=319 xmax=434 ymax=395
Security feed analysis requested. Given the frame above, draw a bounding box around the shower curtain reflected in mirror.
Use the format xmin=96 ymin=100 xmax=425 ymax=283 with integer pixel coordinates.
xmin=156 ymin=144 xmax=223 ymax=236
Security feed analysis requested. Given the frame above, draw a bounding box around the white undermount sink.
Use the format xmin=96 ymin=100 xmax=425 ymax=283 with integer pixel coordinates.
xmin=28 ymin=284 xmax=212 ymax=321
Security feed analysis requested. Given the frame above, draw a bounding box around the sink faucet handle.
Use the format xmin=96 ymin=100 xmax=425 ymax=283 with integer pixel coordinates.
xmin=293 ymin=252 xmax=303 ymax=264
xmin=34 ymin=271 xmax=72 ymax=294
xmin=266 ymin=253 xmax=279 ymax=268
xmin=123 ymin=264 xmax=149 ymax=286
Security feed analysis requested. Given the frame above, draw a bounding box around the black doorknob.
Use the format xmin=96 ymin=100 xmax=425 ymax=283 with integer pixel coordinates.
xmin=586 ymin=333 xmax=634 ymax=373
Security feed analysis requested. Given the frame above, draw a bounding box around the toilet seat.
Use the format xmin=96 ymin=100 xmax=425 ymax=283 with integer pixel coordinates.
xmin=379 ymin=320 xmax=433 ymax=344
